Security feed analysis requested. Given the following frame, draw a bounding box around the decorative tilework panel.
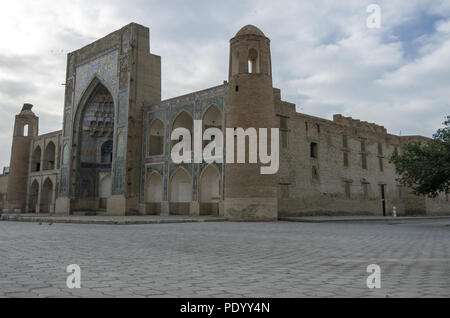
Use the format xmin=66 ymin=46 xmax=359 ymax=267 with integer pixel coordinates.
xmin=74 ymin=49 xmax=119 ymax=112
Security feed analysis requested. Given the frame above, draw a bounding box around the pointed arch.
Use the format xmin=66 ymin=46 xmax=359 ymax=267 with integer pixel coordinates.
xmin=43 ymin=141 xmax=56 ymax=171
xmin=147 ymin=118 xmax=165 ymax=156
xmin=202 ymin=105 xmax=223 ymax=151
xmin=199 ymin=165 xmax=221 ymax=215
xmin=99 ymin=173 xmax=112 ymax=198
xmin=200 ymin=164 xmax=221 ymax=202
xmin=144 ymin=171 xmax=164 ymax=215
xmin=72 ymin=77 xmax=115 ymax=165
xmin=171 ymin=111 xmax=193 ymax=154
xmin=71 ymin=78 xmax=115 ymax=204
xmin=31 ymin=146 xmax=42 ymax=172
xmin=75 ymin=76 xmax=115 ymax=116
xmin=146 ymin=171 xmax=163 ymax=203
xmin=101 ymin=140 xmax=113 ymax=163
xmin=248 ymin=48 xmax=260 ymax=73
xmin=202 ymin=105 xmax=222 ymax=129
xmin=40 ymin=177 xmax=53 ymax=213
xmin=170 ymin=167 xmax=192 ymax=202
xmin=29 ymin=179 xmax=39 ymax=212
xmin=169 ymin=167 xmax=192 ymax=215
xmin=23 ymin=124 xmax=29 ymax=137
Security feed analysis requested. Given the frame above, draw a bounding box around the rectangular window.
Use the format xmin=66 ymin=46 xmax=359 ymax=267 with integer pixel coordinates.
xmin=280 ymin=117 xmax=288 ymax=130
xmin=280 ymin=117 xmax=288 ymax=148
xmin=361 ymin=154 xmax=367 ymax=170
xmin=343 ymin=135 xmax=348 ymax=148
xmin=310 ymin=142 xmax=318 ymax=158
xmin=343 ymin=152 xmax=349 ymax=167
xmin=379 ymin=157 xmax=384 ymax=172
xmin=360 ymin=139 xmax=366 ymax=152
xmin=378 ymin=142 xmax=383 ymax=155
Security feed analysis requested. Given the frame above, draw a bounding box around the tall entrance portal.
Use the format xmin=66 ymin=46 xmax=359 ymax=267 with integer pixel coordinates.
xmin=75 ymin=83 xmax=114 ymax=211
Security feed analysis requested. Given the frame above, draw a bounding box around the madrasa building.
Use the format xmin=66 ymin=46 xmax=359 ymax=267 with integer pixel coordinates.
xmin=1 ymin=23 xmax=449 ymax=220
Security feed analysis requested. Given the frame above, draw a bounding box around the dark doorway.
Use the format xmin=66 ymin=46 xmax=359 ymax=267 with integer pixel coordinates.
xmin=380 ymin=185 xmax=386 ymax=216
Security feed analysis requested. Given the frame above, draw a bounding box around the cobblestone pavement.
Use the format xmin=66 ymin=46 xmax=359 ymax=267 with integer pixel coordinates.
xmin=0 ymin=219 xmax=449 ymax=298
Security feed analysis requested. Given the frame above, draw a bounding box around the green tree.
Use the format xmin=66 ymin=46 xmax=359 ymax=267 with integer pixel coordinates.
xmin=390 ymin=116 xmax=450 ymax=198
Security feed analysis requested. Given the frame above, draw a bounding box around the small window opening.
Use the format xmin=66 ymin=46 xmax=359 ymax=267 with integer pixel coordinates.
xmin=310 ymin=142 xmax=318 ymax=159
xmin=248 ymin=48 xmax=259 ymax=74
xmin=343 ymin=135 xmax=348 ymax=148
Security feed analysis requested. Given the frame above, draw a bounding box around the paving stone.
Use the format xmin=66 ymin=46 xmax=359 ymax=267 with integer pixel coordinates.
xmin=0 ymin=220 xmax=449 ymax=297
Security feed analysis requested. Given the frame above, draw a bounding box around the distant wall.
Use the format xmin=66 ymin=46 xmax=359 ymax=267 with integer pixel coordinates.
xmin=275 ymin=89 xmax=450 ymax=217
xmin=0 ymin=174 xmax=9 ymax=211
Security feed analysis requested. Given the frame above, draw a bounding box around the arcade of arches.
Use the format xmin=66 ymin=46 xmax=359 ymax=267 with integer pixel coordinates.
xmin=143 ymin=103 xmax=223 ymax=216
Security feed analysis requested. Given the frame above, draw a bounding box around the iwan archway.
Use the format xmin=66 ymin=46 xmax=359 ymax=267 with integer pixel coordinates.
xmin=72 ymin=80 xmax=115 ymax=211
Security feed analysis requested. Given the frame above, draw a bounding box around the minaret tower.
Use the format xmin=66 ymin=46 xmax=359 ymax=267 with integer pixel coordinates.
xmin=224 ymin=25 xmax=278 ymax=220
xmin=6 ymin=104 xmax=39 ymax=212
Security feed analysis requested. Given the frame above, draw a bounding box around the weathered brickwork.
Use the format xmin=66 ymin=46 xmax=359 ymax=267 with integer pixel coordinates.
xmin=27 ymin=130 xmax=62 ymax=214
xmin=3 ymin=23 xmax=449 ymax=218
xmin=0 ymin=174 xmax=8 ymax=211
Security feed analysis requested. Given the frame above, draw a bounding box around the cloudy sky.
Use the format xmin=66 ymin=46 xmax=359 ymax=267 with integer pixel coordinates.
xmin=1 ymin=0 xmax=449 ymax=169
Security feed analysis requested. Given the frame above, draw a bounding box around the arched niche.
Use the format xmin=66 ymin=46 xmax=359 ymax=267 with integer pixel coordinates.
xmin=146 ymin=172 xmax=163 ymax=203
xmin=31 ymin=146 xmax=42 ymax=172
xmin=169 ymin=167 xmax=191 ymax=215
xmin=28 ymin=180 xmax=39 ymax=212
xmin=23 ymin=124 xmax=29 ymax=137
xmin=148 ymin=119 xmax=165 ymax=156
xmin=40 ymin=178 xmax=53 ymax=213
xmin=145 ymin=172 xmax=163 ymax=215
xmin=72 ymin=79 xmax=115 ymax=203
xmin=98 ymin=173 xmax=112 ymax=210
xmin=199 ymin=165 xmax=221 ymax=216
xmin=171 ymin=111 xmax=193 ymax=156
xmin=99 ymin=174 xmax=112 ymax=198
xmin=43 ymin=141 xmax=56 ymax=171
xmin=248 ymin=48 xmax=260 ymax=74
xmin=202 ymin=105 xmax=222 ymax=150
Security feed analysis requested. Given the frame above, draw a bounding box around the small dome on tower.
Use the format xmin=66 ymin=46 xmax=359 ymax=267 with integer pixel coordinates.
xmin=235 ymin=25 xmax=265 ymax=37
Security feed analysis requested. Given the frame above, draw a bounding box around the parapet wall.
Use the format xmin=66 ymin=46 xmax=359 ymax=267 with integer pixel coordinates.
xmin=333 ymin=114 xmax=387 ymax=135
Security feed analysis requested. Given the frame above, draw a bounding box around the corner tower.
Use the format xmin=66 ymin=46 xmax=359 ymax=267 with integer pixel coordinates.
xmin=224 ymin=25 xmax=278 ymax=220
xmin=6 ymin=104 xmax=39 ymax=212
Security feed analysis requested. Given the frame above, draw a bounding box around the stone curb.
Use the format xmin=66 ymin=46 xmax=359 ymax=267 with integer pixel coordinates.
xmin=0 ymin=215 xmax=228 ymax=225
xmin=279 ymin=216 xmax=450 ymax=223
